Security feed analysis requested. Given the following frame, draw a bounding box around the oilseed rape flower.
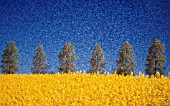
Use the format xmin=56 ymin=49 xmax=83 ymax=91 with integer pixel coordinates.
xmin=0 ymin=73 xmax=169 ymax=106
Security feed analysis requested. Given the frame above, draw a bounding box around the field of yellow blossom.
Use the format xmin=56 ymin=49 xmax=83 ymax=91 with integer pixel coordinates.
xmin=0 ymin=73 xmax=170 ymax=106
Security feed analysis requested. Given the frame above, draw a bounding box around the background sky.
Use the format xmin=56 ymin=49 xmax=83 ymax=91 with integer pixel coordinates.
xmin=0 ymin=0 xmax=170 ymax=75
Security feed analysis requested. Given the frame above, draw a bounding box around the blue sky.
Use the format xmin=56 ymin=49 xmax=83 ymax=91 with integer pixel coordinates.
xmin=0 ymin=0 xmax=170 ymax=75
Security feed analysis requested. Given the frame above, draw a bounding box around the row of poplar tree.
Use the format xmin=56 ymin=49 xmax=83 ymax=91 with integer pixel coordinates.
xmin=1 ymin=39 xmax=166 ymax=76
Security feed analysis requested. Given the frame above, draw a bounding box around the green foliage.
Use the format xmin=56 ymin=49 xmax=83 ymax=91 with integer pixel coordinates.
xmin=32 ymin=44 xmax=48 ymax=74
xmin=117 ymin=41 xmax=135 ymax=76
xmin=90 ymin=44 xmax=106 ymax=74
xmin=146 ymin=39 xmax=166 ymax=76
xmin=58 ymin=43 xmax=76 ymax=73
xmin=1 ymin=41 xmax=20 ymax=74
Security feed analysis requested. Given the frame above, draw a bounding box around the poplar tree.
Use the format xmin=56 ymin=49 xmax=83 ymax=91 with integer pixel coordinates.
xmin=32 ymin=44 xmax=48 ymax=74
xmin=90 ymin=44 xmax=106 ymax=74
xmin=117 ymin=41 xmax=135 ymax=76
xmin=1 ymin=41 xmax=20 ymax=74
xmin=58 ymin=43 xmax=76 ymax=73
xmin=146 ymin=39 xmax=166 ymax=76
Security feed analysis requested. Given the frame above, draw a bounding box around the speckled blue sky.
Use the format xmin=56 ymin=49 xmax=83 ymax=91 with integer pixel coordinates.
xmin=0 ymin=0 xmax=170 ymax=75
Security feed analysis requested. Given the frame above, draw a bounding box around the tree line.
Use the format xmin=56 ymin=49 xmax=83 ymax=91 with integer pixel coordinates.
xmin=1 ymin=39 xmax=167 ymax=77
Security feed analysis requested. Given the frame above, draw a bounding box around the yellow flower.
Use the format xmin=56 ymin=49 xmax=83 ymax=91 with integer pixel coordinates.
xmin=0 ymin=72 xmax=169 ymax=105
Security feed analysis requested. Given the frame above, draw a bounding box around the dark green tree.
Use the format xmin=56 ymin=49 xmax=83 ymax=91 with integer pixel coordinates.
xmin=117 ymin=41 xmax=135 ymax=76
xmin=58 ymin=43 xmax=76 ymax=73
xmin=90 ymin=44 xmax=106 ymax=74
xmin=146 ymin=39 xmax=166 ymax=76
xmin=32 ymin=44 xmax=48 ymax=74
xmin=1 ymin=41 xmax=20 ymax=74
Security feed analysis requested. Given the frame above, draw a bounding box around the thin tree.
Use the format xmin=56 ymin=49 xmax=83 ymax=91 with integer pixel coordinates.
xmin=117 ymin=41 xmax=135 ymax=76
xmin=146 ymin=39 xmax=166 ymax=76
xmin=90 ymin=44 xmax=106 ymax=74
xmin=58 ymin=43 xmax=76 ymax=73
xmin=32 ymin=44 xmax=48 ymax=74
xmin=1 ymin=41 xmax=20 ymax=74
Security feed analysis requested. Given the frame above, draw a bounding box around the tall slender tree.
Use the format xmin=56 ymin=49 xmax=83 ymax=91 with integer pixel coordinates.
xmin=58 ymin=43 xmax=76 ymax=73
xmin=90 ymin=44 xmax=106 ymax=74
xmin=32 ymin=44 xmax=48 ymax=74
xmin=1 ymin=41 xmax=20 ymax=74
xmin=146 ymin=39 xmax=166 ymax=76
xmin=117 ymin=41 xmax=135 ymax=76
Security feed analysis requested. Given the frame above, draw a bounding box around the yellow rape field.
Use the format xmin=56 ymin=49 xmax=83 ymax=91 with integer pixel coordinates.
xmin=0 ymin=73 xmax=170 ymax=106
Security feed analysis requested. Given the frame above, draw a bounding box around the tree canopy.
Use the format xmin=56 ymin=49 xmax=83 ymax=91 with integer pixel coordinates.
xmin=32 ymin=44 xmax=48 ymax=74
xmin=90 ymin=44 xmax=106 ymax=74
xmin=146 ymin=39 xmax=166 ymax=76
xmin=58 ymin=43 xmax=76 ymax=73
xmin=1 ymin=41 xmax=20 ymax=74
xmin=117 ymin=41 xmax=135 ymax=76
